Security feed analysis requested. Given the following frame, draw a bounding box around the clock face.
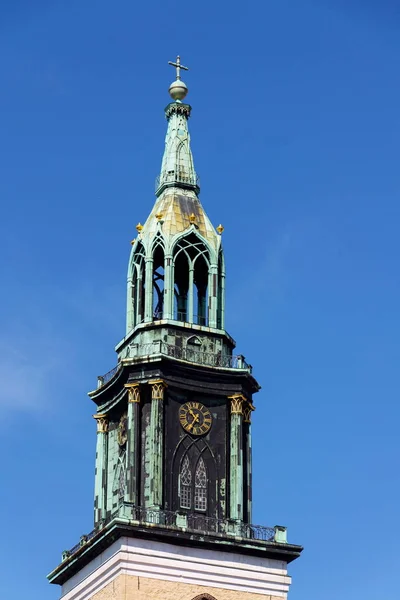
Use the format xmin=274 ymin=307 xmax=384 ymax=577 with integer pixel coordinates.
xmin=179 ymin=401 xmax=212 ymax=436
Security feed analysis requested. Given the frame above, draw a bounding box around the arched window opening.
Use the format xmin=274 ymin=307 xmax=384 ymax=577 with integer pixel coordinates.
xmin=174 ymin=249 xmax=189 ymax=322
xmin=194 ymin=457 xmax=207 ymax=511
xmin=152 ymin=244 xmax=164 ymax=320
xmin=132 ymin=244 xmax=145 ymax=327
xmin=180 ymin=455 xmax=192 ymax=509
xmin=173 ymin=234 xmax=210 ymax=326
xmin=179 ymin=453 xmax=208 ymax=512
xmin=194 ymin=254 xmax=208 ymax=326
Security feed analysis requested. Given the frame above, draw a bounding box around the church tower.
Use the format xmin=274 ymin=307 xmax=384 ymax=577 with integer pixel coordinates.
xmin=48 ymin=57 xmax=302 ymax=600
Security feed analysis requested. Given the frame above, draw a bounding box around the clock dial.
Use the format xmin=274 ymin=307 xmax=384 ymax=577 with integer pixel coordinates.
xmin=179 ymin=401 xmax=212 ymax=436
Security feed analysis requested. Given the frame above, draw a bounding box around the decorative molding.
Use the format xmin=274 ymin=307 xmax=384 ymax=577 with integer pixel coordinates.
xmin=243 ymin=402 xmax=255 ymax=424
xmin=228 ymin=394 xmax=246 ymax=415
xmin=61 ymin=536 xmax=291 ymax=600
xmin=165 ymin=102 xmax=192 ymax=118
xmin=149 ymin=379 xmax=168 ymax=401
xmin=93 ymin=414 xmax=108 ymax=434
xmin=125 ymin=383 xmax=141 ymax=403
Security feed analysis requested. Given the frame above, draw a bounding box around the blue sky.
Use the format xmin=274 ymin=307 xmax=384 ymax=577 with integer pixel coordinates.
xmin=1 ymin=1 xmax=400 ymax=598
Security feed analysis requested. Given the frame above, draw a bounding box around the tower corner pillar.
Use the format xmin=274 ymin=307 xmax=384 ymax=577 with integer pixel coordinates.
xmin=228 ymin=394 xmax=246 ymax=522
xmin=93 ymin=413 xmax=109 ymax=525
xmin=124 ymin=383 xmax=141 ymax=505
xmin=147 ymin=379 xmax=167 ymax=509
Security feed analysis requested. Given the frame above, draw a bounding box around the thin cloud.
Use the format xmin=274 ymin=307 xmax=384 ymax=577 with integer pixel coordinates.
xmin=0 ymin=334 xmax=61 ymax=412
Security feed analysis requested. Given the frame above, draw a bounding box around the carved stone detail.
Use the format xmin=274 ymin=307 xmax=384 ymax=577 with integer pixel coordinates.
xmin=149 ymin=379 xmax=167 ymax=400
xmin=125 ymin=383 xmax=141 ymax=403
xmin=228 ymin=394 xmax=246 ymax=415
xmin=165 ymin=102 xmax=191 ymax=118
xmin=93 ymin=413 xmax=108 ymax=433
xmin=243 ymin=401 xmax=255 ymax=423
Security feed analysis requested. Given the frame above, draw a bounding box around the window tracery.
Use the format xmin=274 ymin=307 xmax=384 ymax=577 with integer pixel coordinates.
xmin=194 ymin=457 xmax=207 ymax=511
xmin=180 ymin=455 xmax=192 ymax=509
xmin=179 ymin=453 xmax=208 ymax=511
xmin=152 ymin=241 xmax=165 ymax=320
xmin=173 ymin=233 xmax=210 ymax=326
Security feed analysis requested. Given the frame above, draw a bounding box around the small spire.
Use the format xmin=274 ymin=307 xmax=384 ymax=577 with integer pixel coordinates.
xmin=168 ymin=55 xmax=189 ymax=102
xmin=156 ymin=56 xmax=198 ymax=196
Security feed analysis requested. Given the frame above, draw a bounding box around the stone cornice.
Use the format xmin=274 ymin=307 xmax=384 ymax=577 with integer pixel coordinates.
xmin=164 ymin=101 xmax=192 ymax=118
xmin=48 ymin=521 xmax=303 ymax=589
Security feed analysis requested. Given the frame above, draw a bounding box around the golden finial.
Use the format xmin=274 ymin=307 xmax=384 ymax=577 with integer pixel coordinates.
xmin=130 ymin=238 xmax=136 ymax=245
xmin=189 ymin=213 xmax=196 ymax=224
xmin=216 ymin=224 xmax=224 ymax=234
xmin=155 ymin=213 xmax=163 ymax=221
xmin=136 ymin=223 xmax=143 ymax=233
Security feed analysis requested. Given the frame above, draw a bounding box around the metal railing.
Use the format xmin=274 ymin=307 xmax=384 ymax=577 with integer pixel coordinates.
xmin=62 ymin=505 xmax=277 ymax=561
xmin=155 ymin=170 xmax=200 ymax=192
xmin=97 ymin=343 xmax=251 ymax=388
xmin=130 ymin=341 xmax=250 ymax=370
xmin=97 ymin=365 xmax=120 ymax=388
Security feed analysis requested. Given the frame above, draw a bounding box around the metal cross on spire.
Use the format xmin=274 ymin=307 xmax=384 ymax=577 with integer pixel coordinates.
xmin=168 ymin=55 xmax=189 ymax=81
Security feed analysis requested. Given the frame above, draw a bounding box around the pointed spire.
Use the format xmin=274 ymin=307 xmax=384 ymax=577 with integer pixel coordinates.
xmin=155 ymin=56 xmax=199 ymax=197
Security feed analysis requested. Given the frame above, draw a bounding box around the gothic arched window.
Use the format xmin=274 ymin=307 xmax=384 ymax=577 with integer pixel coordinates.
xmin=130 ymin=243 xmax=145 ymax=328
xmin=194 ymin=457 xmax=207 ymax=511
xmin=173 ymin=233 xmax=210 ymax=326
xmin=180 ymin=455 xmax=192 ymax=508
xmin=152 ymin=241 xmax=165 ymax=320
xmin=179 ymin=454 xmax=208 ymax=511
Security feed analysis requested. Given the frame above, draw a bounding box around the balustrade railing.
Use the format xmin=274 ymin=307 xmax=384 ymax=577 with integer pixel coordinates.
xmin=97 ymin=365 xmax=120 ymax=388
xmin=62 ymin=505 xmax=278 ymax=561
xmin=98 ymin=342 xmax=251 ymax=388
xmin=155 ymin=170 xmax=200 ymax=192
xmin=128 ymin=341 xmax=250 ymax=370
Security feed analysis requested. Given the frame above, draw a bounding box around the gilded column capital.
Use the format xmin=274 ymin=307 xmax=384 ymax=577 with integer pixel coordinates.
xmin=243 ymin=401 xmax=255 ymax=423
xmin=149 ymin=379 xmax=168 ymax=400
xmin=228 ymin=394 xmax=247 ymax=415
xmin=93 ymin=413 xmax=109 ymax=433
xmin=125 ymin=382 xmax=141 ymax=403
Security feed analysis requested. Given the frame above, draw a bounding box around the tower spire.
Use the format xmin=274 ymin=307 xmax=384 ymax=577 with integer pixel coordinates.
xmin=156 ymin=55 xmax=198 ymax=196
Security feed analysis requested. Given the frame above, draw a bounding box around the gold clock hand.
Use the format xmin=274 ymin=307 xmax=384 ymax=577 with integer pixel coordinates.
xmin=187 ymin=413 xmax=199 ymax=430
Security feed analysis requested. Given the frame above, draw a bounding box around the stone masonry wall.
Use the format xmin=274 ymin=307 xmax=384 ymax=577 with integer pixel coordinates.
xmin=91 ymin=574 xmax=284 ymax=600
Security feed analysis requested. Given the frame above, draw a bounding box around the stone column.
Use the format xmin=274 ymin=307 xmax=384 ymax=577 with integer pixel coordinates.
xmin=124 ymin=383 xmax=141 ymax=506
xmin=243 ymin=401 xmax=255 ymax=523
xmin=188 ymin=267 xmax=194 ymax=323
xmin=148 ymin=379 xmax=167 ymax=509
xmin=208 ymin=264 xmax=218 ymax=328
xmin=220 ymin=271 xmax=226 ymax=330
xmin=93 ymin=413 xmax=109 ymax=525
xmin=228 ymin=394 xmax=245 ymax=521
xmin=126 ymin=274 xmax=133 ymax=332
xmin=144 ymin=257 xmax=154 ymax=322
xmin=163 ymin=254 xmax=174 ymax=319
